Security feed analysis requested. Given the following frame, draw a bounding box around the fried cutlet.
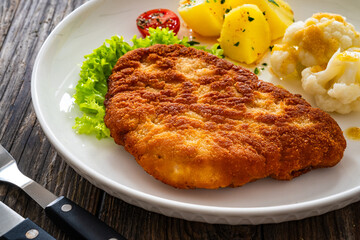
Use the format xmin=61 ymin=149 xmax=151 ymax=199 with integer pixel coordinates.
xmin=104 ymin=44 xmax=346 ymax=189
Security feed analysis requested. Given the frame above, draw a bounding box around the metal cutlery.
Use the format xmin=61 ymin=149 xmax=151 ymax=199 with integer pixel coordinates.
xmin=0 ymin=144 xmax=126 ymax=240
xmin=0 ymin=201 xmax=55 ymax=240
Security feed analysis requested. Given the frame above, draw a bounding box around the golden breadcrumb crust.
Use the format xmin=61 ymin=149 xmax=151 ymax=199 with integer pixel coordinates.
xmin=104 ymin=44 xmax=346 ymax=189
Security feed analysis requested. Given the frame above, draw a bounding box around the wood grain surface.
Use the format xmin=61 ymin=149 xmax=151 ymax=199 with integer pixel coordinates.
xmin=0 ymin=0 xmax=359 ymax=239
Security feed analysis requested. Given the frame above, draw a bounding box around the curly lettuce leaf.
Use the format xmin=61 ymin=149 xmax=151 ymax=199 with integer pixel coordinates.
xmin=73 ymin=28 xmax=224 ymax=139
xmin=73 ymin=36 xmax=132 ymax=139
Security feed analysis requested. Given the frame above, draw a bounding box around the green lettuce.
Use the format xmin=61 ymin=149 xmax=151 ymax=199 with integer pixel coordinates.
xmin=73 ymin=28 xmax=223 ymax=139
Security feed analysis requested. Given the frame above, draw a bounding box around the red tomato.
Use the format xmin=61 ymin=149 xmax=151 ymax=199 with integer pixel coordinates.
xmin=136 ymin=9 xmax=180 ymax=37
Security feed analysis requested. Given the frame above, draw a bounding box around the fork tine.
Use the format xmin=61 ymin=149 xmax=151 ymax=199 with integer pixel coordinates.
xmin=0 ymin=144 xmax=58 ymax=208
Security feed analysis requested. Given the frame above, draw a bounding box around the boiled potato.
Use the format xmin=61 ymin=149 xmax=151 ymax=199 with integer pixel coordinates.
xmin=178 ymin=0 xmax=227 ymax=37
xmin=219 ymin=4 xmax=271 ymax=64
xmin=228 ymin=0 xmax=294 ymax=40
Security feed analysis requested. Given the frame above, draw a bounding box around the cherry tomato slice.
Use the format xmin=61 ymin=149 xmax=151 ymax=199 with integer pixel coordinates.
xmin=136 ymin=9 xmax=180 ymax=37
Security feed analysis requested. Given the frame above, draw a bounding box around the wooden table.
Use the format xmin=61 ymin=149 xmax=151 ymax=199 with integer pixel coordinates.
xmin=0 ymin=1 xmax=359 ymax=239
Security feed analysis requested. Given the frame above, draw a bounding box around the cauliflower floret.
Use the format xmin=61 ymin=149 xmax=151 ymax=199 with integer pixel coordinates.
xmin=301 ymin=48 xmax=360 ymax=114
xmin=270 ymin=44 xmax=299 ymax=77
xmin=270 ymin=12 xmax=360 ymax=114
xmin=271 ymin=13 xmax=360 ymax=78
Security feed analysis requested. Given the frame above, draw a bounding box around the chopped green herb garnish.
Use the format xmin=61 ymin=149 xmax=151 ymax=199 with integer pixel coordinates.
xmin=269 ymin=45 xmax=274 ymax=51
xmin=254 ymin=67 xmax=259 ymax=75
xmin=221 ymin=0 xmax=225 ymax=4
xmin=248 ymin=16 xmax=254 ymax=22
xmin=225 ymin=7 xmax=232 ymax=14
xmin=251 ymin=47 xmax=255 ymax=50
xmin=268 ymin=0 xmax=279 ymax=7
xmin=187 ymin=40 xmax=200 ymax=46
xmin=262 ymin=63 xmax=268 ymax=66
xmin=242 ymin=29 xmax=246 ymax=32
xmin=234 ymin=42 xmax=240 ymax=46
xmin=263 ymin=11 xmax=266 ymax=15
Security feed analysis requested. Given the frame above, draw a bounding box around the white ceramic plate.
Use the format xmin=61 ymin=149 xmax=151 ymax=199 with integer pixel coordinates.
xmin=31 ymin=0 xmax=360 ymax=224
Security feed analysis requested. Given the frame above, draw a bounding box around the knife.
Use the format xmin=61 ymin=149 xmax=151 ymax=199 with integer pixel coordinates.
xmin=0 ymin=201 xmax=55 ymax=240
xmin=0 ymin=144 xmax=126 ymax=240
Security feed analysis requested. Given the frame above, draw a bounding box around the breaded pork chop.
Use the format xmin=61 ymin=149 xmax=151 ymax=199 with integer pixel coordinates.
xmin=104 ymin=44 xmax=346 ymax=189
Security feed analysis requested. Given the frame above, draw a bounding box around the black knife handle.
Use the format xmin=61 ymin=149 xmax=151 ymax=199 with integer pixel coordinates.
xmin=44 ymin=196 xmax=126 ymax=240
xmin=0 ymin=218 xmax=56 ymax=240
